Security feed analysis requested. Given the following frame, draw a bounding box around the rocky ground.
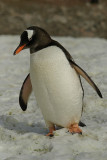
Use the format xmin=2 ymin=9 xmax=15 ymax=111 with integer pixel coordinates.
xmin=0 ymin=0 xmax=107 ymax=38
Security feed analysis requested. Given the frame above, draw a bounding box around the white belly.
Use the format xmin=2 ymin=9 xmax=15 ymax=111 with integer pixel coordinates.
xmin=30 ymin=46 xmax=83 ymax=127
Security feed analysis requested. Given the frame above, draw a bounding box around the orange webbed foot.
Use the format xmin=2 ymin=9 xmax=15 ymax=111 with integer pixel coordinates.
xmin=46 ymin=126 xmax=56 ymax=137
xmin=68 ymin=123 xmax=82 ymax=135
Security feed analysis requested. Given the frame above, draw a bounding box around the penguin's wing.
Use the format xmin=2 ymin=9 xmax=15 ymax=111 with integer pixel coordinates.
xmin=69 ymin=59 xmax=102 ymax=98
xmin=19 ymin=74 xmax=32 ymax=111
xmin=51 ymin=40 xmax=102 ymax=98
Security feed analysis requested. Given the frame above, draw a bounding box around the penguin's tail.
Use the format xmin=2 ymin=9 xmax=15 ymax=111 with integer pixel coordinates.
xmin=79 ymin=121 xmax=86 ymax=127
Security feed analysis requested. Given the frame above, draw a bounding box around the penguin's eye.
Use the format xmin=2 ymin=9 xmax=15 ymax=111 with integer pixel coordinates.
xmin=29 ymin=37 xmax=32 ymax=41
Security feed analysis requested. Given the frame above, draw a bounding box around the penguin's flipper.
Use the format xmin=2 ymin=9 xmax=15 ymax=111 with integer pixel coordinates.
xmin=69 ymin=60 xmax=102 ymax=98
xmin=19 ymin=74 xmax=32 ymax=111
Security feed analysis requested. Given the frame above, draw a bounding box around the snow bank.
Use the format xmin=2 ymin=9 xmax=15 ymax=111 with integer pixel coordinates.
xmin=0 ymin=36 xmax=106 ymax=160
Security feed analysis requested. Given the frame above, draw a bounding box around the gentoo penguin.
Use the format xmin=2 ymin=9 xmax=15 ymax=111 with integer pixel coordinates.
xmin=13 ymin=26 xmax=102 ymax=136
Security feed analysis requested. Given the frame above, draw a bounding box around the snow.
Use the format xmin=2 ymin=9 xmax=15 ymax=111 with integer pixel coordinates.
xmin=0 ymin=36 xmax=107 ymax=160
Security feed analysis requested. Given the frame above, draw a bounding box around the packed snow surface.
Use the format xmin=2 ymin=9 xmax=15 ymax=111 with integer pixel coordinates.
xmin=0 ymin=36 xmax=106 ymax=160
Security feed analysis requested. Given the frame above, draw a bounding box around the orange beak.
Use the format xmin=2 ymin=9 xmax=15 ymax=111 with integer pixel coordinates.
xmin=14 ymin=44 xmax=26 ymax=55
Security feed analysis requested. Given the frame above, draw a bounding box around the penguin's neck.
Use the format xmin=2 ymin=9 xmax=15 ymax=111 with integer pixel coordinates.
xmin=30 ymin=36 xmax=52 ymax=54
xmin=30 ymin=43 xmax=51 ymax=54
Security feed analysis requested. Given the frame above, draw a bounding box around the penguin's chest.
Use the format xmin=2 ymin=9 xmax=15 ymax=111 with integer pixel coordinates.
xmin=30 ymin=46 xmax=83 ymax=127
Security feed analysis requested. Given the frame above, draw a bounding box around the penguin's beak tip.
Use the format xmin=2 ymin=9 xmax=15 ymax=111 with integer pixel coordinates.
xmin=13 ymin=44 xmax=26 ymax=55
xmin=13 ymin=52 xmax=16 ymax=56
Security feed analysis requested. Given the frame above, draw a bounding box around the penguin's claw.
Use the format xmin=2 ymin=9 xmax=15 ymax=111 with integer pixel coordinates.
xmin=68 ymin=123 xmax=82 ymax=135
xmin=71 ymin=132 xmax=82 ymax=135
xmin=46 ymin=133 xmax=54 ymax=137
xmin=46 ymin=126 xmax=55 ymax=137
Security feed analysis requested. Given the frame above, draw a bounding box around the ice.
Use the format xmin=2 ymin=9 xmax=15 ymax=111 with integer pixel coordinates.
xmin=0 ymin=36 xmax=106 ymax=160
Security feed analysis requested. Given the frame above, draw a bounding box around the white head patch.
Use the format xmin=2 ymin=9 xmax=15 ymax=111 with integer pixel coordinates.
xmin=26 ymin=30 xmax=34 ymax=40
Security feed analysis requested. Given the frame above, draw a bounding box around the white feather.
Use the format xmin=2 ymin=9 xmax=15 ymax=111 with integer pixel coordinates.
xmin=26 ymin=30 xmax=33 ymax=40
xmin=30 ymin=46 xmax=83 ymax=128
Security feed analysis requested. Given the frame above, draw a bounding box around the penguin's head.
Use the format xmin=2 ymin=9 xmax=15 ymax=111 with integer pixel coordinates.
xmin=13 ymin=26 xmax=51 ymax=55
